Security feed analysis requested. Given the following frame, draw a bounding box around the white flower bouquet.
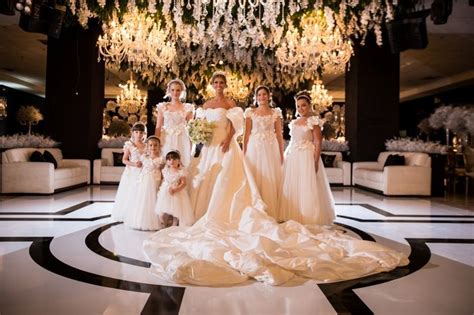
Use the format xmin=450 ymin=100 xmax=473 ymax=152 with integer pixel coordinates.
xmin=187 ymin=119 xmax=215 ymax=145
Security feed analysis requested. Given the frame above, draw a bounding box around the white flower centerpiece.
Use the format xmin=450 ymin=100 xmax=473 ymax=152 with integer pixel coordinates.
xmin=0 ymin=134 xmax=59 ymax=149
xmin=385 ymin=137 xmax=448 ymax=154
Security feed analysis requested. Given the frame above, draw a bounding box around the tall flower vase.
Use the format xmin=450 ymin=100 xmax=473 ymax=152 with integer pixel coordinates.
xmin=445 ymin=128 xmax=450 ymax=146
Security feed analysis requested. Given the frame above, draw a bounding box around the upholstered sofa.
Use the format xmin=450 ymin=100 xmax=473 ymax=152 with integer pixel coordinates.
xmin=1 ymin=148 xmax=90 ymax=194
xmin=352 ymin=151 xmax=431 ymax=196
xmin=321 ymin=151 xmax=351 ymax=186
xmin=93 ymin=148 xmax=125 ymax=184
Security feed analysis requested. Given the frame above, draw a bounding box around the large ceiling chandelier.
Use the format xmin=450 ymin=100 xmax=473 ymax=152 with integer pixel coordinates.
xmin=276 ymin=10 xmax=353 ymax=76
xmin=97 ymin=7 xmax=176 ymax=72
xmin=70 ymin=0 xmax=394 ymax=90
xmin=310 ymin=80 xmax=333 ymax=115
xmin=117 ymin=73 xmax=147 ymax=116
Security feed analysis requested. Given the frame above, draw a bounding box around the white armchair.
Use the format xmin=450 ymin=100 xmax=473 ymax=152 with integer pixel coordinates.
xmin=1 ymin=148 xmax=90 ymax=194
xmin=352 ymin=151 xmax=431 ymax=196
xmin=321 ymin=151 xmax=351 ymax=186
xmin=93 ymin=148 xmax=125 ymax=184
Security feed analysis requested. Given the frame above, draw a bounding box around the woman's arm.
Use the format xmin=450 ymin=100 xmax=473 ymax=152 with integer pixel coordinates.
xmin=312 ymin=126 xmax=323 ymax=173
xmin=154 ymin=106 xmax=164 ymax=138
xmin=275 ymin=117 xmax=285 ymax=163
xmin=122 ymin=147 xmax=141 ymax=168
xmin=243 ymin=116 xmax=252 ymax=154
xmin=221 ymin=98 xmax=237 ymax=153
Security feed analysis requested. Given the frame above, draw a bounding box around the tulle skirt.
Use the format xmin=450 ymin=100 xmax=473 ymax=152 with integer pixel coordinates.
xmin=279 ymin=147 xmax=336 ymax=225
xmin=155 ymin=185 xmax=194 ymax=226
xmin=245 ymin=136 xmax=282 ymax=219
xmin=111 ymin=167 xmax=140 ymax=221
xmin=124 ymin=174 xmax=160 ymax=230
xmin=161 ymin=130 xmax=192 ymax=167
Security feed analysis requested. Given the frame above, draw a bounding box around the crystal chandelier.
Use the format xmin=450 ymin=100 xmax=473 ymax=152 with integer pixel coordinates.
xmin=0 ymin=97 xmax=7 ymax=119
xmin=276 ymin=10 xmax=353 ymax=75
xmin=97 ymin=7 xmax=176 ymax=72
xmin=310 ymin=80 xmax=333 ymax=115
xmin=117 ymin=73 xmax=148 ymax=116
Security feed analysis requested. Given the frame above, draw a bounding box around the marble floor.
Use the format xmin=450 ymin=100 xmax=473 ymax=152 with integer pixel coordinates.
xmin=0 ymin=185 xmax=473 ymax=315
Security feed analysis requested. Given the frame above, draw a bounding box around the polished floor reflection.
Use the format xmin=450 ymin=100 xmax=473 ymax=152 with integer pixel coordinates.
xmin=0 ymin=186 xmax=473 ymax=314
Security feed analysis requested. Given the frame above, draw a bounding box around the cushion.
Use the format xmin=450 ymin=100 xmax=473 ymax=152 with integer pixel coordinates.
xmin=384 ymin=154 xmax=405 ymax=167
xmin=321 ymin=153 xmax=337 ymax=168
xmin=112 ymin=152 xmax=125 ymax=167
xmin=30 ymin=151 xmax=46 ymax=162
xmin=43 ymin=150 xmax=58 ymax=169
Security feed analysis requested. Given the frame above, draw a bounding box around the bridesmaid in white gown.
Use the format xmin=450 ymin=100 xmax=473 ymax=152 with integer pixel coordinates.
xmin=155 ymin=79 xmax=194 ymax=167
xmin=143 ymin=75 xmax=408 ymax=287
xmin=243 ymin=86 xmax=284 ymax=219
xmin=279 ymin=91 xmax=336 ymax=225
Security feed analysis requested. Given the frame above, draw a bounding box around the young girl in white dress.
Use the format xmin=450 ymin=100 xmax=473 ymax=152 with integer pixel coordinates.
xmin=155 ymin=150 xmax=194 ymax=227
xmin=279 ymin=91 xmax=336 ymax=225
xmin=243 ymin=85 xmax=284 ymax=219
xmin=124 ymin=136 xmax=164 ymax=230
xmin=111 ymin=122 xmax=147 ymax=221
xmin=155 ymin=79 xmax=194 ymax=167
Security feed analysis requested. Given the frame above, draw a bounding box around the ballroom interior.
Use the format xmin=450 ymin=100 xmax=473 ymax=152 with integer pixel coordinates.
xmin=0 ymin=0 xmax=473 ymax=314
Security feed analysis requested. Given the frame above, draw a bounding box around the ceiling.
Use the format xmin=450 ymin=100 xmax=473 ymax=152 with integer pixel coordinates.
xmin=1 ymin=1 xmax=473 ymax=102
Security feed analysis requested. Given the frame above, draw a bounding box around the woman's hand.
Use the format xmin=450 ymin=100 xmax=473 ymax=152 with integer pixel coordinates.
xmin=135 ymin=161 xmax=143 ymax=168
xmin=169 ymin=186 xmax=176 ymax=195
xmin=314 ymin=159 xmax=319 ymax=173
xmin=220 ymin=137 xmax=231 ymax=153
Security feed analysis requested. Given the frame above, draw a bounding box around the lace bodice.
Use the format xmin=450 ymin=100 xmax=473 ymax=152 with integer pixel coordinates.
xmin=157 ymin=102 xmax=194 ymax=136
xmin=244 ymin=108 xmax=282 ymax=141
xmin=123 ymin=141 xmax=146 ymax=162
xmin=287 ymin=116 xmax=322 ymax=151
xmin=162 ymin=167 xmax=186 ymax=187
xmin=140 ymin=156 xmax=163 ymax=176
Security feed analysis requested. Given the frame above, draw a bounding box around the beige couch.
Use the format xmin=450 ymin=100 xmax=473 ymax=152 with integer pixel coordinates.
xmin=352 ymin=151 xmax=431 ymax=196
xmin=1 ymin=148 xmax=90 ymax=194
xmin=321 ymin=151 xmax=351 ymax=186
xmin=93 ymin=148 xmax=125 ymax=184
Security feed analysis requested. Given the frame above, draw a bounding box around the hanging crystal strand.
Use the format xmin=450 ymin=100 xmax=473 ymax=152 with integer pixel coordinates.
xmin=186 ymin=0 xmax=191 ymax=10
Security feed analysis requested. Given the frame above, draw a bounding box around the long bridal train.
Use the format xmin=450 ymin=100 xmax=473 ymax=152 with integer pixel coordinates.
xmin=143 ymin=107 xmax=409 ymax=286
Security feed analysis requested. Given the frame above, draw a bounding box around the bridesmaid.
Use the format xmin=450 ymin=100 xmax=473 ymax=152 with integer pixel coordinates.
xmin=155 ymin=79 xmax=194 ymax=166
xmin=243 ymin=85 xmax=284 ymax=219
xmin=279 ymin=91 xmax=335 ymax=225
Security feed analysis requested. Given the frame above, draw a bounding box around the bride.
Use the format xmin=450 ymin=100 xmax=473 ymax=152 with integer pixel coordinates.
xmin=143 ymin=72 xmax=408 ymax=286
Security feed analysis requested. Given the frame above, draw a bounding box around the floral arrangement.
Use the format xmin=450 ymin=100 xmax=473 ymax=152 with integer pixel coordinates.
xmin=428 ymin=105 xmax=474 ymax=135
xmin=0 ymin=134 xmax=59 ymax=149
xmin=322 ymin=139 xmax=350 ymax=152
xmin=97 ymin=136 xmax=129 ymax=149
xmin=16 ymin=105 xmax=43 ymax=135
xmin=385 ymin=137 xmax=448 ymax=154
xmin=67 ymin=0 xmax=397 ymax=91
xmin=186 ymin=119 xmax=215 ymax=145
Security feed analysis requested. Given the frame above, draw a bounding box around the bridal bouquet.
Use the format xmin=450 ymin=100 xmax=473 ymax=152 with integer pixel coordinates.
xmin=187 ymin=119 xmax=215 ymax=144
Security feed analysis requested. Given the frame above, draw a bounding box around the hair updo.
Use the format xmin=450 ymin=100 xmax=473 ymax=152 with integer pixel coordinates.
xmin=211 ymin=71 xmax=227 ymax=84
xmin=294 ymin=90 xmax=312 ymax=104
xmin=165 ymin=79 xmax=187 ymax=100
xmin=166 ymin=150 xmax=181 ymax=160
xmin=253 ymin=85 xmax=273 ymax=107
xmin=131 ymin=122 xmax=147 ymax=133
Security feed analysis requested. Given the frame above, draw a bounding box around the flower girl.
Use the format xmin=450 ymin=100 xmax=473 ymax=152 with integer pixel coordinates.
xmin=279 ymin=91 xmax=335 ymax=225
xmin=111 ymin=122 xmax=147 ymax=221
xmin=243 ymin=85 xmax=284 ymax=219
xmin=155 ymin=150 xmax=194 ymax=227
xmin=124 ymin=136 xmax=164 ymax=230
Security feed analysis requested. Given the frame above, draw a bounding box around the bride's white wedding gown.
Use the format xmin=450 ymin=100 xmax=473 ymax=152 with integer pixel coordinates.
xmin=143 ymin=107 xmax=408 ymax=286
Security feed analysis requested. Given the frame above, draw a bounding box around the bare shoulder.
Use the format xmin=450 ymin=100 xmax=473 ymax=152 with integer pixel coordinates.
xmin=226 ymin=98 xmax=236 ymax=109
